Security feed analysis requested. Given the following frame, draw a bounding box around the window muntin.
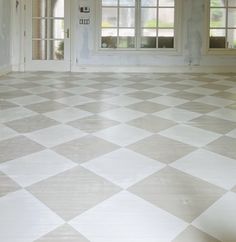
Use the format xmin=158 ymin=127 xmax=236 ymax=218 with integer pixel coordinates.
xmin=100 ymin=0 xmax=176 ymax=49
xmin=209 ymin=0 xmax=236 ymax=49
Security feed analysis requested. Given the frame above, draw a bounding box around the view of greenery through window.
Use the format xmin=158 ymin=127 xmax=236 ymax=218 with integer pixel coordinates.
xmin=101 ymin=0 xmax=175 ymax=49
xmin=210 ymin=0 xmax=236 ymax=49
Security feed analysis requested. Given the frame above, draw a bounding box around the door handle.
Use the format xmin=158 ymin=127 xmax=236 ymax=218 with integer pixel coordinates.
xmin=65 ymin=29 xmax=70 ymax=38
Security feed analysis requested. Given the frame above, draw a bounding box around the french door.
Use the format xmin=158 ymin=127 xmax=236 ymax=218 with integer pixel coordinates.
xmin=25 ymin=0 xmax=71 ymax=71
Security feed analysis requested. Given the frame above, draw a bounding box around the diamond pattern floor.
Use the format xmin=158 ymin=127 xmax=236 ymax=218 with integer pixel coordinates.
xmin=0 ymin=72 xmax=236 ymax=242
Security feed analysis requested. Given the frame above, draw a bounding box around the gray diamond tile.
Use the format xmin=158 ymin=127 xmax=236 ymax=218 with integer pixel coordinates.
xmin=25 ymin=101 xmax=67 ymax=113
xmin=127 ymin=91 xmax=159 ymax=100
xmin=82 ymin=91 xmax=117 ymax=100
xmin=53 ymin=135 xmax=119 ymax=163
xmin=206 ymin=136 xmax=236 ymax=160
xmin=128 ymin=134 xmax=196 ymax=164
xmin=127 ymin=101 xmax=168 ymax=113
xmin=129 ymin=167 xmax=225 ymax=222
xmin=128 ymin=115 xmax=176 ymax=133
xmin=188 ymin=115 xmax=236 ymax=134
xmin=0 ymin=90 xmax=31 ymax=99
xmin=68 ymin=115 xmax=119 ymax=133
xmin=4 ymin=115 xmax=59 ymax=133
xmin=35 ymin=224 xmax=89 ymax=242
xmin=177 ymin=102 xmax=219 ymax=114
xmin=0 ymin=171 xmax=21 ymax=197
xmin=76 ymin=102 xmax=118 ymax=113
xmin=170 ymin=91 xmax=204 ymax=101
xmin=0 ymin=100 xmax=18 ymax=110
xmin=172 ymin=225 xmax=221 ymax=242
xmin=39 ymin=91 xmax=74 ymax=100
xmin=27 ymin=166 xmax=121 ymax=220
xmin=201 ymin=83 xmax=230 ymax=91
xmin=0 ymin=136 xmax=45 ymax=163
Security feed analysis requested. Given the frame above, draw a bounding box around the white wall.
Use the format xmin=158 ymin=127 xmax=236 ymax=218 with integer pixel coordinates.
xmin=73 ymin=0 xmax=236 ymax=72
xmin=0 ymin=0 xmax=12 ymax=75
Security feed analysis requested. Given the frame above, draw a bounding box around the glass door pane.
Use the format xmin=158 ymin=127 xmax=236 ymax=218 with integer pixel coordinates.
xmin=32 ymin=0 xmax=65 ymax=60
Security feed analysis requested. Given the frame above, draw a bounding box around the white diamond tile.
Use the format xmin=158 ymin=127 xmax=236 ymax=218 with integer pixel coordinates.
xmin=0 ymin=150 xmax=77 ymax=187
xmin=0 ymin=190 xmax=64 ymax=242
xmin=26 ymin=125 xmax=85 ymax=148
xmin=154 ymin=108 xmax=201 ymax=123
xmin=69 ymin=191 xmax=187 ymax=242
xmin=100 ymin=107 xmax=145 ymax=122
xmin=82 ymin=148 xmax=165 ymax=189
xmin=159 ymin=125 xmax=220 ymax=147
xmin=171 ymin=149 xmax=236 ymax=190
xmin=193 ymin=192 xmax=236 ymax=242
xmin=95 ymin=124 xmax=151 ymax=146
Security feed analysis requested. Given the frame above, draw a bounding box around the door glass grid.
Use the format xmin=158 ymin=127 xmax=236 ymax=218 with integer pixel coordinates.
xmin=32 ymin=0 xmax=65 ymax=60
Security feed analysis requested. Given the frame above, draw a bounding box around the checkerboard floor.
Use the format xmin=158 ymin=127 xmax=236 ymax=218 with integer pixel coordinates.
xmin=0 ymin=72 xmax=236 ymax=242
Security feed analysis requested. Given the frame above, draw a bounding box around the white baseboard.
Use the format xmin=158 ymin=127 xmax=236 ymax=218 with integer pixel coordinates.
xmin=11 ymin=63 xmax=25 ymax=72
xmin=0 ymin=65 xmax=11 ymax=76
xmin=71 ymin=65 xmax=236 ymax=73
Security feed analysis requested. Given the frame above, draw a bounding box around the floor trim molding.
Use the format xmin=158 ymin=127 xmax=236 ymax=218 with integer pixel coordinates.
xmin=0 ymin=65 xmax=11 ymax=76
xmin=71 ymin=65 xmax=236 ymax=73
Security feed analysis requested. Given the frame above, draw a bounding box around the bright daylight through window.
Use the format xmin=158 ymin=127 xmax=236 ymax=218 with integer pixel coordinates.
xmin=100 ymin=0 xmax=176 ymax=49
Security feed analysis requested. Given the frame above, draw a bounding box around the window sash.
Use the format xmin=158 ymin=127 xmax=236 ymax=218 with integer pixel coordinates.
xmin=100 ymin=0 xmax=176 ymax=50
xmin=209 ymin=0 xmax=236 ymax=49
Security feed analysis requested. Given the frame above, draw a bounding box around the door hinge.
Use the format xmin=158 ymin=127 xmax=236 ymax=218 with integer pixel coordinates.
xmin=24 ymin=4 xmax=26 ymax=10
xmin=24 ymin=57 xmax=26 ymax=63
xmin=24 ymin=31 xmax=26 ymax=37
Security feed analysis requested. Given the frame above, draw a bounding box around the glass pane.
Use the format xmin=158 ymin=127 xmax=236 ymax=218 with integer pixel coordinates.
xmin=102 ymin=28 xmax=118 ymax=36
xmin=210 ymin=8 xmax=226 ymax=27
xmin=159 ymin=8 xmax=174 ymax=27
xmin=49 ymin=19 xmax=64 ymax=39
xmin=49 ymin=40 xmax=64 ymax=60
xmin=32 ymin=0 xmax=47 ymax=17
xmin=141 ymin=37 xmax=156 ymax=48
xmin=228 ymin=0 xmax=236 ymax=7
xmin=32 ymin=40 xmax=47 ymax=60
xmin=141 ymin=8 xmax=157 ymax=27
xmin=210 ymin=0 xmax=227 ymax=7
xmin=142 ymin=29 xmax=157 ymax=36
xmin=119 ymin=8 xmax=135 ymax=27
xmin=209 ymin=29 xmax=226 ymax=48
xmin=120 ymin=0 xmax=135 ymax=6
xmin=158 ymin=37 xmax=174 ymax=48
xmin=101 ymin=38 xmax=117 ymax=48
xmin=119 ymin=28 xmax=135 ymax=36
xmin=102 ymin=0 xmax=118 ymax=6
xmin=102 ymin=8 xmax=118 ymax=27
xmin=159 ymin=28 xmax=174 ymax=36
xmin=210 ymin=28 xmax=226 ymax=36
xmin=101 ymin=29 xmax=118 ymax=48
xmin=159 ymin=0 xmax=175 ymax=7
xmin=141 ymin=0 xmax=157 ymax=6
xmin=118 ymin=29 xmax=135 ymax=48
xmin=227 ymin=29 xmax=236 ymax=48
xmin=49 ymin=0 xmax=64 ymax=18
xmin=228 ymin=8 xmax=236 ymax=28
xmin=32 ymin=19 xmax=47 ymax=39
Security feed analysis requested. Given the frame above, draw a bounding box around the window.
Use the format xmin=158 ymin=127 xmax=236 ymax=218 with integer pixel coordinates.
xmin=100 ymin=0 xmax=176 ymax=50
xmin=209 ymin=0 xmax=236 ymax=49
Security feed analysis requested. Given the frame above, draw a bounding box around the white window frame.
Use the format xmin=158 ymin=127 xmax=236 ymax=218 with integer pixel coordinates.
xmin=206 ymin=0 xmax=236 ymax=55
xmin=96 ymin=0 xmax=182 ymax=54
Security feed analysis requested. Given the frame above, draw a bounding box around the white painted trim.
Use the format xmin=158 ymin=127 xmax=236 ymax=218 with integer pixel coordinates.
xmin=0 ymin=65 xmax=11 ymax=76
xmin=71 ymin=65 xmax=236 ymax=73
